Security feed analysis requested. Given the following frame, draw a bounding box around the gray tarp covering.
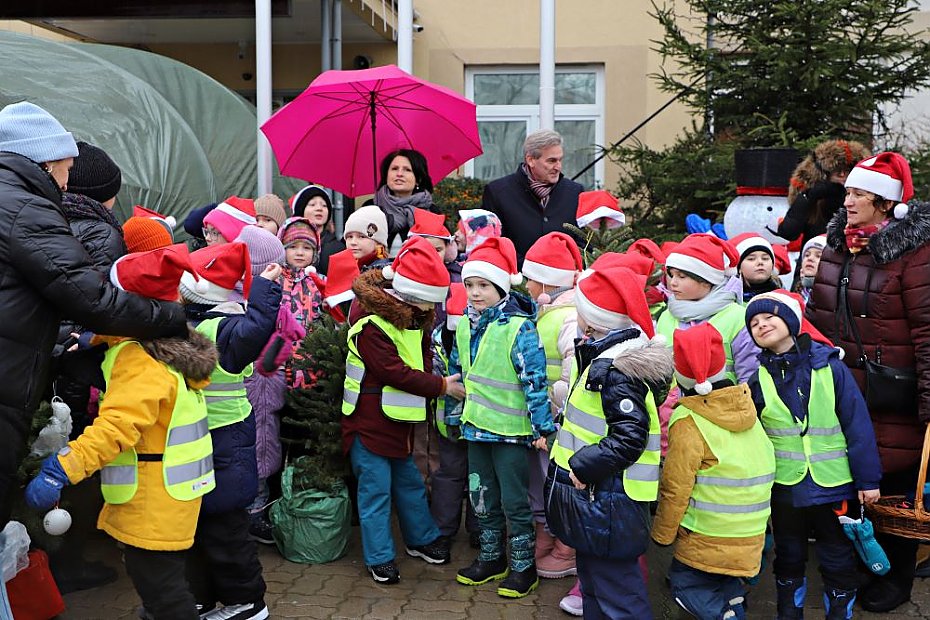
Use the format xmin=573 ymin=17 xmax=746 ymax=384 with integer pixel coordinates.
xmin=0 ymin=30 xmax=302 ymax=223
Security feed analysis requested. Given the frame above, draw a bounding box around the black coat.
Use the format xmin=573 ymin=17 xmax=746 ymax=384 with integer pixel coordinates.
xmin=480 ymin=165 xmax=584 ymax=264
xmin=316 ymin=228 xmax=345 ymax=276
xmin=0 ymin=152 xmax=187 ymax=525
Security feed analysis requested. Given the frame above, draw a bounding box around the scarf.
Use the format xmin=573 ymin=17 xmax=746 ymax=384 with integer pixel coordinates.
xmin=521 ymin=163 xmax=554 ymax=209
xmin=374 ymin=185 xmax=434 ymax=239
xmin=844 ymin=221 xmax=888 ymax=254
xmin=61 ymin=192 xmax=124 ymax=233
xmin=666 ymin=279 xmax=739 ymax=323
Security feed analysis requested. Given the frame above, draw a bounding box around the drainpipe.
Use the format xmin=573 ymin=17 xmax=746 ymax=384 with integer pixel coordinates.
xmin=255 ymin=0 xmax=273 ymax=195
xmin=397 ymin=0 xmax=413 ymax=73
xmin=539 ymin=0 xmax=555 ymax=130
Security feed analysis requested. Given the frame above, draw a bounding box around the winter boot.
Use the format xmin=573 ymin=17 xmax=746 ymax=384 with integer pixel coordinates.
xmin=823 ymin=588 xmax=856 ymax=620
xmin=456 ymin=529 xmax=508 ymax=586
xmin=537 ymin=538 xmax=576 ymax=578
xmin=498 ymin=533 xmax=539 ymax=598
xmin=776 ymin=577 xmax=806 ymax=620
xmin=535 ymin=521 xmax=555 ymax=560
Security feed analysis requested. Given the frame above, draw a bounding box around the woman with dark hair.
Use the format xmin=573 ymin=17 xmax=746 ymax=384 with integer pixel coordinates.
xmin=374 ymin=149 xmax=440 ymax=247
xmin=807 ymin=152 xmax=930 ymax=613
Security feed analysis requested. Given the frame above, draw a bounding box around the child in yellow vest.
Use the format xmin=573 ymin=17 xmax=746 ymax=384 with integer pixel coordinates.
xmin=26 ymin=245 xmax=217 ymax=620
xmin=746 ymin=291 xmax=881 ymax=620
xmin=520 ymin=232 xmax=583 ymax=579
xmin=653 ymin=323 xmax=775 ymax=619
xmin=447 ymin=237 xmax=556 ymax=598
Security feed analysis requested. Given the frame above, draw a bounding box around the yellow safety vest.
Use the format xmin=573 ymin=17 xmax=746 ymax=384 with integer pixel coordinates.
xmin=537 ymin=305 xmax=575 ymax=383
xmin=758 ymin=365 xmax=853 ymax=487
xmin=195 ymin=317 xmax=254 ymax=430
xmin=656 ymin=303 xmax=745 ymax=383
xmin=99 ymin=341 xmax=215 ymax=504
xmin=551 ymin=360 xmax=661 ymax=501
xmin=456 ymin=316 xmax=532 ymax=437
xmin=670 ymin=400 xmax=775 ymax=538
xmin=343 ymin=315 xmax=428 ymax=423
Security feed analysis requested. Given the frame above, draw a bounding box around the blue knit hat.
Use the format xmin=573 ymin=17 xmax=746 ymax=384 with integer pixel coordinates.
xmin=745 ymin=290 xmax=802 ymax=338
xmin=0 ymin=102 xmax=78 ymax=163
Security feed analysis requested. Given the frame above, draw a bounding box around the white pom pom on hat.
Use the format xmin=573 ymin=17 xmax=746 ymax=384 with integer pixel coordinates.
xmin=695 ymin=381 xmax=713 ymax=396
xmin=894 ymin=203 xmax=909 ymax=220
xmin=382 ymin=264 xmax=395 ymax=279
xmin=164 ymin=215 xmax=177 ymax=229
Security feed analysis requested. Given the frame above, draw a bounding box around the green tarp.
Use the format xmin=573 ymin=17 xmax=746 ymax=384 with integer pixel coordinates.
xmin=0 ymin=30 xmax=302 ymax=223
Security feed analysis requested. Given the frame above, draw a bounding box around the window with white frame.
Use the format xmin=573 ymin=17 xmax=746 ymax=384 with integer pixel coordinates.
xmin=465 ymin=65 xmax=605 ymax=189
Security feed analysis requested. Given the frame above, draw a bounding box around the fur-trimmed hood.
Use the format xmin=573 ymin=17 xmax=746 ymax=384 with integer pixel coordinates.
xmin=99 ymin=327 xmax=218 ymax=384
xmin=610 ymin=338 xmax=675 ymax=385
xmin=825 ymin=200 xmax=930 ymax=264
xmin=788 ymin=140 xmax=870 ymax=204
xmin=352 ymin=268 xmax=435 ymax=330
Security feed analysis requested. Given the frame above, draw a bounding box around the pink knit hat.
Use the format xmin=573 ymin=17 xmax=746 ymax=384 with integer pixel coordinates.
xmin=203 ymin=196 xmax=257 ymax=242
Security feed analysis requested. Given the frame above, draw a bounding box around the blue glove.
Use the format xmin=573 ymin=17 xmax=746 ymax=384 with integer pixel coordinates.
xmin=685 ymin=214 xmax=712 ymax=234
xmin=840 ymin=510 xmax=890 ymax=575
xmin=25 ymin=455 xmax=69 ymax=510
xmin=710 ymin=223 xmax=728 ymax=240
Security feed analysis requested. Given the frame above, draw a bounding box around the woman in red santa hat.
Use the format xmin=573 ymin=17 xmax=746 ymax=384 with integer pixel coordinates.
xmin=807 ymin=151 xmax=930 ymax=612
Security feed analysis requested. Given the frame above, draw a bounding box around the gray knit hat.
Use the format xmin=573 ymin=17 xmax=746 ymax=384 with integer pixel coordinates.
xmin=236 ymin=224 xmax=285 ymax=276
xmin=0 ymin=102 xmax=78 ymax=163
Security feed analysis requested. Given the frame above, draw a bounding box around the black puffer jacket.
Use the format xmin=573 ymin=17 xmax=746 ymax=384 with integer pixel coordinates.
xmin=60 ymin=192 xmax=126 ymax=269
xmin=0 ymin=152 xmax=186 ymax=525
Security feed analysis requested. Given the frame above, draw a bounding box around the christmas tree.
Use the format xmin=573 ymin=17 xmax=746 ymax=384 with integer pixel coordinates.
xmin=11 ymin=400 xmax=63 ymax=551
xmin=563 ymin=220 xmax=637 ymax=265
xmin=280 ymin=315 xmax=350 ymax=492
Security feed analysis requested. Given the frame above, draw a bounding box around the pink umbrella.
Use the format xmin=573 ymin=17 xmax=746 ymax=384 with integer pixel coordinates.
xmin=261 ymin=65 xmax=483 ymax=197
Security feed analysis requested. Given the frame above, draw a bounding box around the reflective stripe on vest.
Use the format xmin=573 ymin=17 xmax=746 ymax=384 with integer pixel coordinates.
xmin=456 ymin=316 xmax=531 ymax=437
xmin=656 ymin=303 xmax=745 ymax=383
xmin=551 ymin=361 xmax=661 ymax=501
xmin=342 ymin=315 xmax=427 ymax=423
xmin=195 ymin=317 xmax=253 ymax=430
xmin=670 ymin=401 xmax=775 ymax=538
xmin=99 ymin=341 xmax=215 ymax=504
xmin=758 ymin=365 xmax=853 ymax=487
xmin=537 ymin=305 xmax=575 ymax=383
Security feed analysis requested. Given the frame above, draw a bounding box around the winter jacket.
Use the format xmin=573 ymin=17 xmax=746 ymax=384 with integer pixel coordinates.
xmin=245 ymin=370 xmax=286 ymax=480
xmin=537 ymin=288 xmax=578 ymax=414
xmin=60 ymin=192 xmax=127 ymax=268
xmin=566 ymin=329 xmax=674 ymax=484
xmin=775 ymin=181 xmax=846 ymax=243
xmin=340 ymin=269 xmax=445 ymax=458
xmin=317 ymin=228 xmax=346 ymax=276
xmin=185 ymin=277 xmax=281 ymax=514
xmin=652 ymin=383 xmax=771 ymax=577
xmin=57 ymin=330 xmax=217 ymax=551
xmin=748 ymin=336 xmax=881 ymax=506
xmin=807 ymin=202 xmax=930 ymax=473
xmin=0 ymin=152 xmax=186 ymax=526
xmin=281 ymin=266 xmax=324 ymax=389
xmin=481 ymin=165 xmax=584 ymax=264
xmin=445 ymin=292 xmax=555 ymax=443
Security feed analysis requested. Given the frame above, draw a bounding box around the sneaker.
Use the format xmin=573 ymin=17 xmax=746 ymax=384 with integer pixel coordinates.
xmin=498 ymin=564 xmax=539 ymax=598
xmin=405 ymin=538 xmax=451 ymax=565
xmin=368 ymin=561 xmax=401 ymax=584
xmin=138 ymin=603 xmax=215 ymax=620
xmin=201 ymin=603 xmax=268 ymax=620
xmin=559 ymin=581 xmax=584 ymax=617
xmin=456 ymin=556 xmax=509 ymax=586
xmin=248 ymin=516 xmax=275 ymax=545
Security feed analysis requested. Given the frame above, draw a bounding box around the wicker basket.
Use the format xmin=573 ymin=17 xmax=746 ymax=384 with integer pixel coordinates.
xmin=866 ymin=424 xmax=930 ymax=541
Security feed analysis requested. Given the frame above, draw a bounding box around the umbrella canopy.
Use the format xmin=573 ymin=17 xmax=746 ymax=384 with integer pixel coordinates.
xmin=261 ymin=65 xmax=482 ymax=197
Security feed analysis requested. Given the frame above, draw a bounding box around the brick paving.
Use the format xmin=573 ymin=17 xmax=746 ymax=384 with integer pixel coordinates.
xmin=61 ymin=526 xmax=930 ymax=619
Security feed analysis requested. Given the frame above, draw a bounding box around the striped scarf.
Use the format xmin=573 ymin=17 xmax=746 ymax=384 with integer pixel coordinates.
xmin=522 ymin=163 xmax=554 ymax=209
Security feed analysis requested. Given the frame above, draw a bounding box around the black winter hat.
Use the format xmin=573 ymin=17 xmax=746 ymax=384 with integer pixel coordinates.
xmin=67 ymin=141 xmax=122 ymax=203
xmin=290 ymin=185 xmax=333 ymax=223
xmin=183 ymin=202 xmax=218 ymax=240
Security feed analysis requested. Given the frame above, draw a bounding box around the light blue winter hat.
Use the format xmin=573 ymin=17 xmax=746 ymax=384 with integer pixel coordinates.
xmin=0 ymin=102 xmax=78 ymax=163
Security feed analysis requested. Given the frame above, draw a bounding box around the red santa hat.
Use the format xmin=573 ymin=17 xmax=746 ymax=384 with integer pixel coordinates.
xmin=576 ymin=190 xmax=625 ymax=229
xmin=109 ymin=243 xmax=196 ymax=302
xmin=202 ymin=196 xmax=258 ymax=242
xmin=575 ymin=266 xmax=655 ymax=338
xmin=180 ymin=242 xmax=253 ymax=304
xmin=522 ymin=232 xmax=584 ymax=288
xmin=665 ymin=234 xmax=739 ymax=286
xmin=323 ymin=248 xmax=360 ymax=308
xmin=383 ymin=236 xmax=451 ymax=303
xmin=730 ymin=232 xmax=774 ymax=264
xmin=445 ymin=282 xmax=468 ymax=331
xmin=132 ymin=205 xmax=176 ymax=232
xmin=673 ymin=323 xmax=728 ymax=395
xmin=408 ymin=208 xmax=453 ymax=240
xmin=462 ymin=237 xmax=522 ymax=293
xmin=771 ymin=244 xmax=792 ymax=276
xmin=844 ymin=152 xmax=914 ymax=219
xmin=744 ymin=289 xmax=837 ymax=351
xmin=627 ymin=239 xmax=666 ymax=265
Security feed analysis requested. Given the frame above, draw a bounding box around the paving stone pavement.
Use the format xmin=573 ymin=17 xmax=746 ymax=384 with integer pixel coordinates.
xmin=60 ymin=525 xmax=930 ymax=619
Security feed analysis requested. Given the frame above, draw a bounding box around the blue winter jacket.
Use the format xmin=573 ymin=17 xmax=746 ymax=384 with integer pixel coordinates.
xmin=445 ymin=292 xmax=555 ymax=442
xmin=185 ymin=277 xmax=281 ymax=514
xmin=749 ymin=336 xmax=882 ymax=507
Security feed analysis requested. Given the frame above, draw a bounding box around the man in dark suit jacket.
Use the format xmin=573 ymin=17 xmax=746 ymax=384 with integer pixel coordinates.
xmin=480 ymin=129 xmax=584 ymax=265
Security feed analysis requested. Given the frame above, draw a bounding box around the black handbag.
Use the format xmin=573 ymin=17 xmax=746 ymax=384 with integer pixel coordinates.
xmin=838 ymin=256 xmax=918 ymax=411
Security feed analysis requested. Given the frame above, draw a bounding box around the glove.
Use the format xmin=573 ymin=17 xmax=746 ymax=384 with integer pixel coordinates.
xmin=685 ymin=214 xmax=712 ymax=234
xmin=25 ymin=455 xmax=70 ymax=510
